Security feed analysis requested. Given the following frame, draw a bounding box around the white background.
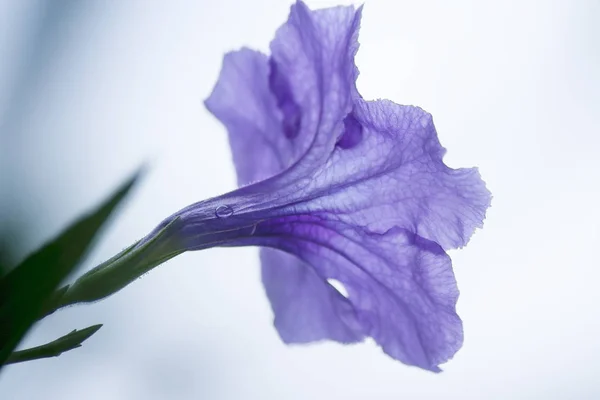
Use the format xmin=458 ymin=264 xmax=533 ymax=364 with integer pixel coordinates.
xmin=1 ymin=0 xmax=599 ymax=399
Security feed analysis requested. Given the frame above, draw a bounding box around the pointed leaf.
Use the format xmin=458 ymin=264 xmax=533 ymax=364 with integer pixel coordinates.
xmin=4 ymin=324 xmax=103 ymax=365
xmin=0 ymin=169 xmax=142 ymax=366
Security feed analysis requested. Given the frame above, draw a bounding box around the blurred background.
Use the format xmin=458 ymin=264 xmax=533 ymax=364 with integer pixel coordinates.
xmin=1 ymin=0 xmax=599 ymax=399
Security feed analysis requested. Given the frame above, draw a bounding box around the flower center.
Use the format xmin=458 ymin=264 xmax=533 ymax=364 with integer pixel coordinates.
xmin=337 ymin=112 xmax=363 ymax=149
xmin=268 ymin=58 xmax=301 ymax=139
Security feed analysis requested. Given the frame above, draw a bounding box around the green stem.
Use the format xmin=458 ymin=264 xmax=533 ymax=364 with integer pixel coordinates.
xmin=4 ymin=325 xmax=102 ymax=365
xmin=40 ymin=217 xmax=184 ymax=319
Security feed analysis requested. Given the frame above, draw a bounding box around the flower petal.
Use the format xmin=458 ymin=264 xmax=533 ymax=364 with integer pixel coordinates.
xmin=204 ymin=48 xmax=291 ymax=185
xmin=294 ymin=100 xmax=491 ymax=249
xmin=267 ymin=1 xmax=362 ymax=177
xmin=205 ymin=2 xmax=362 ymax=187
xmin=205 ymin=3 xmax=488 ymax=249
xmin=260 ymin=248 xmax=364 ymax=344
xmin=252 ymin=215 xmax=462 ymax=371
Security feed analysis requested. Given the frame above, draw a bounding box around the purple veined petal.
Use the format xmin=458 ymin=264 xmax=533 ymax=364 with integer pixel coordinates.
xmin=291 ymin=100 xmax=491 ymax=250
xmin=205 ymin=2 xmax=362 ymax=188
xmin=204 ymin=2 xmax=488 ymax=249
xmin=152 ymin=199 xmax=464 ymax=370
xmin=204 ymin=48 xmax=294 ymax=186
xmin=243 ymin=215 xmax=462 ymax=371
xmin=268 ymin=1 xmax=362 ymax=177
xmin=261 ymin=248 xmax=364 ymax=344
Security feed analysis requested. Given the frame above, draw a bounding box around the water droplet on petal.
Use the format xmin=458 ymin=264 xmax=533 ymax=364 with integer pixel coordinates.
xmin=215 ymin=205 xmax=233 ymax=218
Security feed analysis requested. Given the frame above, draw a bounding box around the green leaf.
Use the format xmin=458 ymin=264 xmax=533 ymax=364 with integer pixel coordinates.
xmin=4 ymin=324 xmax=103 ymax=365
xmin=0 ymin=170 xmax=142 ymax=367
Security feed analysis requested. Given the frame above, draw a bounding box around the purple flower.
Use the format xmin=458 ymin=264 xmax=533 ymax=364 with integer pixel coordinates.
xmin=152 ymin=1 xmax=490 ymax=371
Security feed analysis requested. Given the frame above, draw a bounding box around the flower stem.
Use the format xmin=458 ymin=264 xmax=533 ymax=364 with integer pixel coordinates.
xmin=4 ymin=324 xmax=102 ymax=365
xmin=39 ymin=217 xmax=184 ymax=319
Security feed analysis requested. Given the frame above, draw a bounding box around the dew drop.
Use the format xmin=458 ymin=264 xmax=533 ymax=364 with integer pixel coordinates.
xmin=215 ymin=205 xmax=233 ymax=218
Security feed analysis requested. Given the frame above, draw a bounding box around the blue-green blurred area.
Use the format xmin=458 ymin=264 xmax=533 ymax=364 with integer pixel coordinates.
xmin=1 ymin=1 xmax=600 ymax=399
xmin=0 ymin=0 xmax=136 ymax=269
